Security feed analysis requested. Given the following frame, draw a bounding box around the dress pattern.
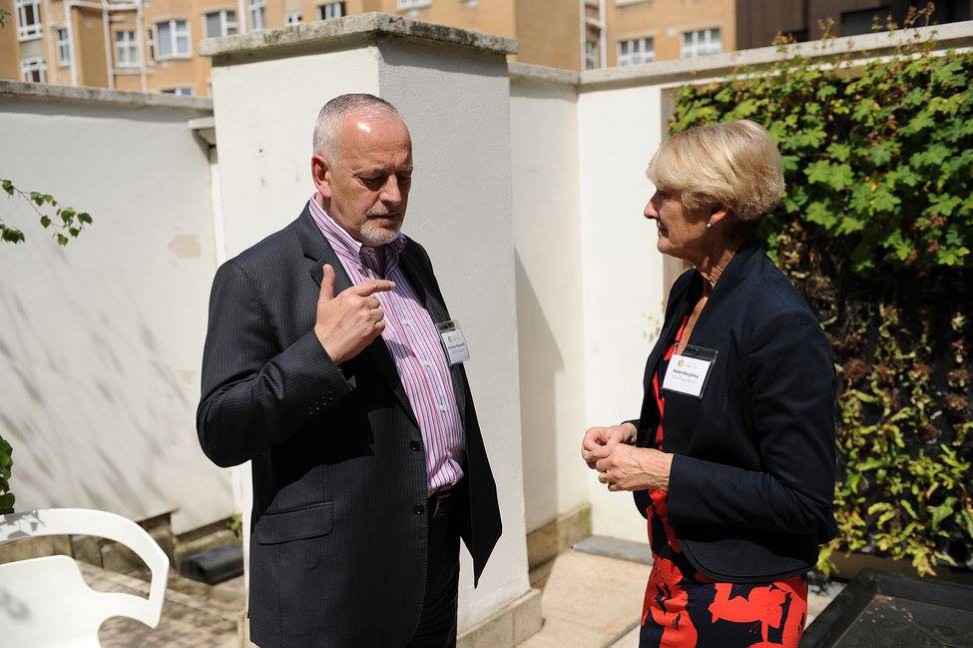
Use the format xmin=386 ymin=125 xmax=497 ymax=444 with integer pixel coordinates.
xmin=639 ymin=317 xmax=808 ymax=648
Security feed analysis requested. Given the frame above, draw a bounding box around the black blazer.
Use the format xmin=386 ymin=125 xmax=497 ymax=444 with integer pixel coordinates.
xmin=196 ymin=207 xmax=501 ymax=647
xmin=632 ymin=241 xmax=838 ymax=583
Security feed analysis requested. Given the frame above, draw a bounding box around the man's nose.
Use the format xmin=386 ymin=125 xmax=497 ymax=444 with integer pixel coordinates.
xmin=381 ymin=176 xmax=403 ymax=205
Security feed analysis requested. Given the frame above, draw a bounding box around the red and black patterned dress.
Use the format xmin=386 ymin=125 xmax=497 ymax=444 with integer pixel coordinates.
xmin=640 ymin=316 xmax=808 ymax=648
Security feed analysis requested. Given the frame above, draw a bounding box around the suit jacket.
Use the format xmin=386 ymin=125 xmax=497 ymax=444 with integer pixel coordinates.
xmin=196 ymin=206 xmax=502 ymax=647
xmin=632 ymin=241 xmax=838 ymax=583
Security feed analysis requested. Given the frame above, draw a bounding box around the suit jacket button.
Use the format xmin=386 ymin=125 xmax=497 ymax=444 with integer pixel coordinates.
xmin=414 ymin=504 xmax=425 ymax=515
xmin=410 ymin=441 xmax=421 ymax=451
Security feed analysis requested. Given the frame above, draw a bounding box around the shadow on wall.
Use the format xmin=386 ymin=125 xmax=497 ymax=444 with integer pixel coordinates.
xmin=0 ymin=228 xmax=196 ymax=518
xmin=514 ymin=251 xmax=565 ymax=533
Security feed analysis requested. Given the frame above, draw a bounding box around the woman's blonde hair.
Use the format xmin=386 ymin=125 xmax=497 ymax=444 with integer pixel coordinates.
xmin=646 ymin=119 xmax=785 ymax=222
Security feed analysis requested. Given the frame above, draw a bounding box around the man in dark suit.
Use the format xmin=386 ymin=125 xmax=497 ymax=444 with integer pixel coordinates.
xmin=196 ymin=94 xmax=502 ymax=647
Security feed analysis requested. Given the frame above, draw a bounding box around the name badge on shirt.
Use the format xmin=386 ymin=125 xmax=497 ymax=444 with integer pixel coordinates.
xmin=436 ymin=319 xmax=470 ymax=366
xmin=662 ymin=345 xmax=718 ymax=399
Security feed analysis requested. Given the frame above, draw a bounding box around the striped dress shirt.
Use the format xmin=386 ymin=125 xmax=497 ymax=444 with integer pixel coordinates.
xmin=308 ymin=196 xmax=465 ymax=494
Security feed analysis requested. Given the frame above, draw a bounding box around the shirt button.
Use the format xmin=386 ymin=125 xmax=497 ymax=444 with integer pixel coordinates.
xmin=404 ymin=321 xmax=412 ymax=327
xmin=410 ymin=440 xmax=421 ymax=451
xmin=414 ymin=504 xmax=425 ymax=515
xmin=438 ymin=403 xmax=446 ymax=412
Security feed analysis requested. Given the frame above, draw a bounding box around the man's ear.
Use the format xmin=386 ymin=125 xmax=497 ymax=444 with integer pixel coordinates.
xmin=311 ymin=154 xmax=334 ymax=199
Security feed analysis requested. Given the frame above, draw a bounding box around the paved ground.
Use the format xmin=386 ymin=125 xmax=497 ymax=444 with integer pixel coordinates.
xmin=522 ymin=545 xmax=845 ymax=647
xmin=81 ymin=563 xmax=245 ymax=647
xmin=81 ymin=539 xmax=843 ymax=647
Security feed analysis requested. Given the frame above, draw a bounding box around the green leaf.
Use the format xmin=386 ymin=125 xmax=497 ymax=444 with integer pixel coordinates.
xmin=1 ymin=179 xmax=13 ymax=196
xmin=805 ymin=200 xmax=838 ymax=228
xmin=869 ymin=141 xmax=896 ymax=166
xmin=900 ymin=499 xmax=917 ymax=519
xmin=911 ymin=144 xmax=951 ymax=168
xmin=901 ymin=111 xmax=935 ymax=135
xmin=806 ymin=161 xmax=854 ymax=191
xmin=0 ymin=227 xmax=25 ymax=244
xmin=0 ymin=493 xmax=14 ymax=515
xmin=78 ymin=212 xmax=93 ymax=224
xmin=882 ymin=229 xmax=913 ymax=261
xmin=56 ymin=233 xmax=69 ymax=246
xmin=924 ymin=194 xmax=964 ymax=217
xmin=930 ymin=498 xmax=956 ymax=529
xmin=870 ymin=186 xmax=901 ymax=213
xmin=40 ymin=215 xmax=51 ymax=228
xmin=827 ymin=143 xmax=851 ymax=162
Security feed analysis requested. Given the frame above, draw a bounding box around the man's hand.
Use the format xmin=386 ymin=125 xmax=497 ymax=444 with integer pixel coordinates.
xmin=314 ymin=264 xmax=395 ymax=365
xmin=595 ymin=445 xmax=673 ymax=492
xmin=582 ymin=423 xmax=636 ymax=469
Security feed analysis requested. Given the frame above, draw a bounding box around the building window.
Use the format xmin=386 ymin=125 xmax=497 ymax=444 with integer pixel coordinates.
xmin=584 ymin=40 xmax=599 ymax=70
xmin=146 ymin=30 xmax=156 ymax=61
xmin=115 ymin=30 xmax=139 ymax=68
xmin=20 ymin=57 xmax=46 ymax=83
xmin=56 ymin=27 xmax=71 ymax=65
xmin=617 ymin=37 xmax=653 ymax=66
xmin=156 ymin=19 xmax=191 ymax=58
xmin=397 ymin=0 xmax=430 ymax=9
xmin=840 ymin=7 xmax=889 ymax=36
xmin=681 ymin=27 xmax=721 ymax=58
xmin=205 ymin=10 xmax=238 ymax=38
xmin=161 ymin=87 xmax=195 ymax=96
xmin=318 ymin=2 xmax=344 ymax=19
xmin=285 ymin=11 xmax=302 ymax=25
xmin=15 ymin=0 xmax=42 ymax=40
xmin=249 ymin=0 xmax=266 ymax=30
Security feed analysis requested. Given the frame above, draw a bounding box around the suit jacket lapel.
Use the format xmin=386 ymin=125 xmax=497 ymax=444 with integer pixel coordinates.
xmin=399 ymin=242 xmax=470 ymax=429
xmin=296 ymin=208 xmax=420 ymax=429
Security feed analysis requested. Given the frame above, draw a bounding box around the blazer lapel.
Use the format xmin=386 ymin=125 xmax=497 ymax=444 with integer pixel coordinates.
xmin=398 ymin=242 xmax=470 ymax=428
xmin=296 ymin=208 xmax=420 ymax=429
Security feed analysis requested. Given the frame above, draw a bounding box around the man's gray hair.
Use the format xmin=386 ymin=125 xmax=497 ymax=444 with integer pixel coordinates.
xmin=312 ymin=93 xmax=402 ymax=157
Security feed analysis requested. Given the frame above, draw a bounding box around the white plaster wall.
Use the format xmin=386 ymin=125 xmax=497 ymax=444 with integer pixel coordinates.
xmin=376 ymin=39 xmax=531 ymax=631
xmin=0 ymin=98 xmax=232 ymax=534
xmin=508 ymin=80 xmax=589 ymax=534
xmin=577 ymin=84 xmax=668 ymax=543
xmin=209 ymin=47 xmax=381 ymax=258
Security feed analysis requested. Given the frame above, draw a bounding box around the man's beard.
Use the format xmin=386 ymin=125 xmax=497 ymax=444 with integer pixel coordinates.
xmin=360 ymin=210 xmax=403 ymax=247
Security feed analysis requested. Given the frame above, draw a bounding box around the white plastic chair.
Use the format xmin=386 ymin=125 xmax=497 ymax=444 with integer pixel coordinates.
xmin=0 ymin=508 xmax=169 ymax=648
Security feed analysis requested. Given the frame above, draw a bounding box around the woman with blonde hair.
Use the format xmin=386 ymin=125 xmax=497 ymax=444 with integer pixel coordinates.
xmin=582 ymin=120 xmax=837 ymax=647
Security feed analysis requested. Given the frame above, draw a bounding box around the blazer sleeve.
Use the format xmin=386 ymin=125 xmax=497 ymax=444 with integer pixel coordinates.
xmin=196 ymin=260 xmax=354 ymax=467
xmin=667 ymin=308 xmax=838 ymax=540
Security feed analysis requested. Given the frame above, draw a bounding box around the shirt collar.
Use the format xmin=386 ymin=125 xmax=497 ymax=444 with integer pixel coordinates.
xmin=307 ymin=194 xmax=406 ymax=266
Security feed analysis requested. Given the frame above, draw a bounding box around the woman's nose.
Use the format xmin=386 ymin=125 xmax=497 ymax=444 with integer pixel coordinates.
xmin=644 ymin=201 xmax=658 ymax=220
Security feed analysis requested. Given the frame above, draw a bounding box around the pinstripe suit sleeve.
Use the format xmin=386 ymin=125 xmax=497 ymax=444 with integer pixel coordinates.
xmin=196 ymin=260 xmax=353 ymax=467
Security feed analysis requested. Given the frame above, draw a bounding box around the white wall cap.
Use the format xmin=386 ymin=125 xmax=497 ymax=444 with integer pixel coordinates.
xmin=0 ymin=80 xmax=213 ymax=114
xmin=200 ymin=12 xmax=517 ymax=64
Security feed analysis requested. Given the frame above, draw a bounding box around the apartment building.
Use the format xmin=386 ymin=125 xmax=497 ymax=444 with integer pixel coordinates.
xmin=0 ymin=0 xmax=583 ymax=96
xmin=607 ymin=0 xmax=971 ymax=69
xmin=2 ymin=0 xmax=970 ymax=95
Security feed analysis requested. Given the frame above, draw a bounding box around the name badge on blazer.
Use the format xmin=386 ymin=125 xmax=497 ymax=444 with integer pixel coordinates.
xmin=662 ymin=345 xmax=718 ymax=399
xmin=436 ymin=319 xmax=470 ymax=366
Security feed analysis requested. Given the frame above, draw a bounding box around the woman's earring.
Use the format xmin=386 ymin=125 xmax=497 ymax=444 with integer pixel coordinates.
xmin=706 ymin=222 xmax=712 ymax=230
